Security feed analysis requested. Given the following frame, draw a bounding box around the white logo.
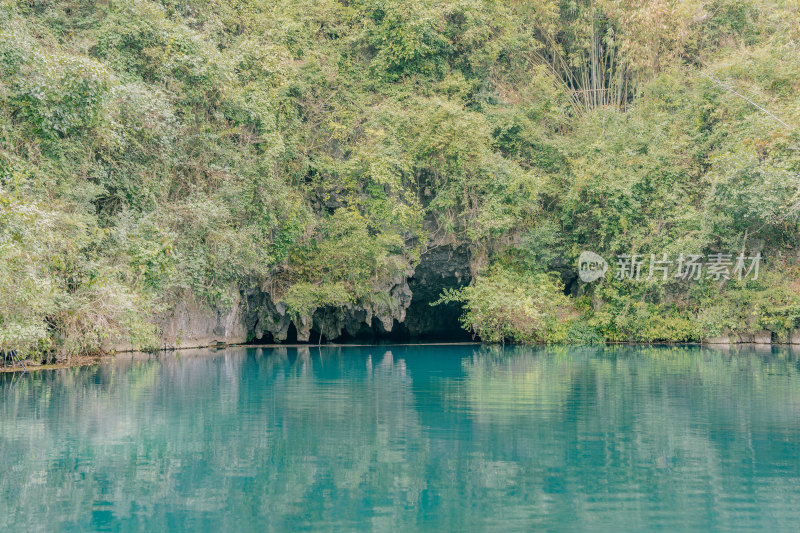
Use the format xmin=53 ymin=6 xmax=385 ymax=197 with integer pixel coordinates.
xmin=577 ymin=250 xmax=760 ymax=283
xmin=578 ymin=251 xmax=608 ymax=283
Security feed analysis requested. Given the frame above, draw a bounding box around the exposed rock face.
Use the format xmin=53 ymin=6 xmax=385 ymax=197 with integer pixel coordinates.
xmin=243 ymin=290 xmax=292 ymax=342
xmin=156 ymin=293 xmax=249 ymax=349
xmin=127 ymin=275 xmax=800 ymax=350
xmin=116 ymin=242 xmax=472 ymax=352
xmin=702 ymin=329 xmax=800 ymax=346
xmin=244 ymin=273 xmax=414 ymax=343
xmin=404 ymin=243 xmax=473 ymax=340
xmin=754 ymin=330 xmax=772 ymax=345
xmin=313 ymin=275 xmax=414 ymax=341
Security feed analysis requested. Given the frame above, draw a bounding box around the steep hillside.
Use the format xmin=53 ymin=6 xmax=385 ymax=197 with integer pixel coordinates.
xmin=1 ymin=0 xmax=799 ymax=359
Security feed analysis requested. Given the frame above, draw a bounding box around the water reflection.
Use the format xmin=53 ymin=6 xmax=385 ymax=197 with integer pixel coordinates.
xmin=1 ymin=345 xmax=799 ymax=531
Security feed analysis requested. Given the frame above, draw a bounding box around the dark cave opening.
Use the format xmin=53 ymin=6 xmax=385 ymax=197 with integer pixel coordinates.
xmin=244 ymin=244 xmax=476 ymax=345
xmin=402 ymin=243 xmax=474 ymax=342
xmin=247 ymin=315 xmax=472 ymax=346
xmin=401 ymin=289 xmax=473 ymax=342
xmin=321 ymin=241 xmax=476 ymax=343
xmin=248 ymin=323 xmax=335 ymax=345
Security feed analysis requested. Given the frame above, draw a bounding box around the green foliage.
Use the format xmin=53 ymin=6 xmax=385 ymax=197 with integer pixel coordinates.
xmin=435 ymin=266 xmax=575 ymax=344
xmin=564 ymin=320 xmax=604 ymax=345
xmin=282 ymin=208 xmax=418 ymax=320
xmin=2 ymin=0 xmax=800 ymax=356
xmin=1 ymin=25 xmax=112 ymax=138
xmin=94 ymin=1 xmax=226 ymax=108
xmin=0 ymin=190 xmax=158 ymax=360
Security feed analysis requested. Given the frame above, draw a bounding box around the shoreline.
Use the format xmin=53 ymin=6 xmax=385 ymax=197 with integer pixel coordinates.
xmin=3 ymin=340 xmax=800 ymax=374
xmin=0 ymin=355 xmax=105 ymax=374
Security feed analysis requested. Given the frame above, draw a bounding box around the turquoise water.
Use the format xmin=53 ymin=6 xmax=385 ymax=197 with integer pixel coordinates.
xmin=2 ymin=345 xmax=800 ymax=532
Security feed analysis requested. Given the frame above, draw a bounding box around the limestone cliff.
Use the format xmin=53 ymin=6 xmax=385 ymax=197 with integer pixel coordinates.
xmin=125 ymin=241 xmax=472 ymax=351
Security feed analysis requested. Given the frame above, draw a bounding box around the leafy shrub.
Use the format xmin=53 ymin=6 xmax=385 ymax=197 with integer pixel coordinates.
xmin=11 ymin=50 xmax=112 ymax=138
xmin=0 ymin=191 xmax=157 ymax=360
xmin=565 ymin=321 xmax=604 ymax=345
xmin=281 ymin=208 xmax=415 ymax=322
xmin=94 ymin=0 xmax=225 ymax=107
xmin=435 ymin=266 xmax=576 ymax=344
xmin=357 ymin=0 xmax=450 ymax=77
xmin=95 ymin=83 xmax=178 ymax=213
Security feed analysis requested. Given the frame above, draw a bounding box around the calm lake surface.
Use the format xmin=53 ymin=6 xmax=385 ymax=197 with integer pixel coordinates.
xmin=2 ymin=344 xmax=800 ymax=532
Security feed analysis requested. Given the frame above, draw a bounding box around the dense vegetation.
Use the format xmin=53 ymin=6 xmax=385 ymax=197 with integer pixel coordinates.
xmin=1 ymin=0 xmax=799 ymax=359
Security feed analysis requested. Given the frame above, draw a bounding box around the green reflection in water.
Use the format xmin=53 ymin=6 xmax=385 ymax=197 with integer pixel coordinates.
xmin=1 ymin=345 xmax=799 ymax=532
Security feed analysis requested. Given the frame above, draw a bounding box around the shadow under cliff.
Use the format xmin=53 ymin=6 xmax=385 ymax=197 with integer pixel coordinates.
xmin=248 ymin=243 xmax=475 ymax=345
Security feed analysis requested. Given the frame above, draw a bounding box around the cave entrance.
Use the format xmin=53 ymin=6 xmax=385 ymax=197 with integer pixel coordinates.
xmin=243 ymin=244 xmax=476 ymax=345
xmin=402 ymin=243 xmax=474 ymax=342
xmin=335 ymin=242 xmax=475 ymax=343
xmin=403 ymin=296 xmax=473 ymax=342
xmin=245 ymin=311 xmax=471 ymax=346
